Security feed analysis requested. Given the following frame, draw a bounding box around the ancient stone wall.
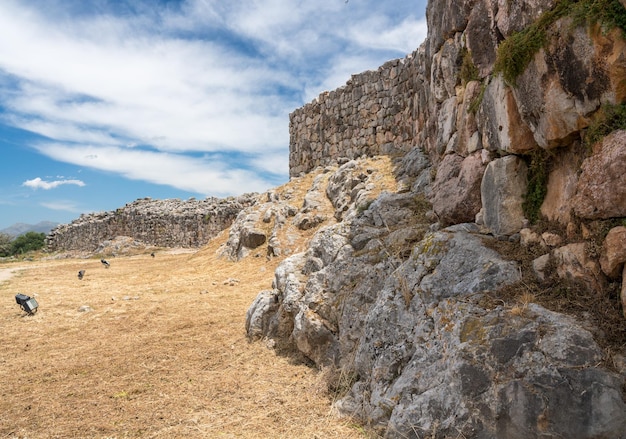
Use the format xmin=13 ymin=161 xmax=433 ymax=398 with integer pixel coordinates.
xmin=46 ymin=195 xmax=257 ymax=252
xmin=289 ymin=56 xmax=419 ymax=177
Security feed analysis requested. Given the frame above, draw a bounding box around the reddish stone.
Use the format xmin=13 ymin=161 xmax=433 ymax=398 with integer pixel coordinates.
xmin=572 ymin=131 xmax=626 ymax=219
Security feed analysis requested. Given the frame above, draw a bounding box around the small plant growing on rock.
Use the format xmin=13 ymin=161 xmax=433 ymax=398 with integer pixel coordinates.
xmin=320 ymin=364 xmax=359 ymax=401
xmin=522 ymin=149 xmax=551 ymax=224
xmin=459 ymin=47 xmax=479 ymax=85
xmin=468 ymin=81 xmax=487 ymax=115
xmin=584 ymin=102 xmax=626 ymax=149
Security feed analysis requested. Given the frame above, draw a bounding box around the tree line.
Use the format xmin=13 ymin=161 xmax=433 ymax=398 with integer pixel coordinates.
xmin=0 ymin=232 xmax=46 ymax=257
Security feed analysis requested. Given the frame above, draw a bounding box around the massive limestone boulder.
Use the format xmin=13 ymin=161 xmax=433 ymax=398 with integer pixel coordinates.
xmin=465 ymin=0 xmax=499 ymax=77
xmin=430 ymin=152 xmax=485 ymax=226
xmin=480 ymin=155 xmax=528 ymax=236
xmin=479 ymin=76 xmax=537 ymax=154
xmin=513 ymin=22 xmax=626 ymax=149
xmin=540 ymin=144 xmax=583 ymax=224
xmin=495 ymin=0 xmax=558 ymax=37
xmin=425 ymin=0 xmax=476 ymax=61
xmin=571 ymin=130 xmax=626 ymax=220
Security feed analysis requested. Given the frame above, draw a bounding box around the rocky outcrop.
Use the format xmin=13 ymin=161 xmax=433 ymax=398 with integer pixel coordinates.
xmin=245 ymin=0 xmax=626 ymax=437
xmin=47 ymin=195 xmax=257 ymax=252
xmin=220 ymin=158 xmax=399 ymax=262
xmin=245 ymin=170 xmax=626 ymax=437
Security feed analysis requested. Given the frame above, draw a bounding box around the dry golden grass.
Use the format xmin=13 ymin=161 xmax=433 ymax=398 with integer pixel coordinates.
xmin=0 ymin=157 xmax=401 ymax=439
xmin=0 ymin=233 xmax=368 ymax=439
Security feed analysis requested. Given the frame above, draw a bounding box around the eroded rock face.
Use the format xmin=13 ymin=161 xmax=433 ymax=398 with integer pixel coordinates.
xmin=247 ymin=214 xmax=626 ymax=438
xmin=513 ymin=21 xmax=625 ymax=149
xmin=343 ymin=302 xmax=625 ymax=439
xmin=572 ymin=130 xmax=626 ymax=220
xmin=431 ymin=153 xmax=485 ymax=226
xmin=601 ymin=226 xmax=626 ymax=278
xmin=481 ymin=155 xmax=528 ymax=236
xmin=244 ymin=0 xmax=626 ymax=436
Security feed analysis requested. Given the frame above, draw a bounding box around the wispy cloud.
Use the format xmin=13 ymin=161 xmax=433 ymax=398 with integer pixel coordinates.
xmin=22 ymin=177 xmax=85 ymax=190
xmin=0 ymin=0 xmax=427 ymax=196
xmin=33 ymin=143 xmax=270 ymax=196
xmin=40 ymin=200 xmax=84 ymax=213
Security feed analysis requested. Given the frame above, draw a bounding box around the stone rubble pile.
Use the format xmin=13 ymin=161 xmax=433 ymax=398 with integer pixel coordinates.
xmin=46 ymin=195 xmax=257 ymax=252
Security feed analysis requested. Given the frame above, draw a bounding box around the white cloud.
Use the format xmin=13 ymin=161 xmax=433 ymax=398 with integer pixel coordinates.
xmin=23 ymin=177 xmax=86 ymax=190
xmin=33 ymin=143 xmax=274 ymax=196
xmin=41 ymin=200 xmax=83 ymax=213
xmin=0 ymin=0 xmax=428 ymax=195
xmin=348 ymin=16 xmax=428 ymax=53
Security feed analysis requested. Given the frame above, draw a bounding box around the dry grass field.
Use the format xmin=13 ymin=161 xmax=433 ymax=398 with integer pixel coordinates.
xmin=0 ymin=235 xmax=368 ymax=439
xmin=0 ymin=157 xmax=399 ymax=439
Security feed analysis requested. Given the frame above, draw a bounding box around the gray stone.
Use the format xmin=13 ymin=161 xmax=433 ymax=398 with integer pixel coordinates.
xmin=47 ymin=194 xmax=258 ymax=253
xmin=416 ymin=231 xmax=521 ymax=300
xmin=245 ymin=290 xmax=279 ymax=340
xmin=431 ymin=152 xmax=485 ymax=226
xmin=481 ymin=155 xmax=528 ymax=236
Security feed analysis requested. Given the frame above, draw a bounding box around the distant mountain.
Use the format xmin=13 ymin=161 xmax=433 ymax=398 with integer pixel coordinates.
xmin=0 ymin=221 xmax=59 ymax=237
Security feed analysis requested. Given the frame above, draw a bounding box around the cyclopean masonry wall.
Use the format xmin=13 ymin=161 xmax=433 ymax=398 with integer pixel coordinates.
xmin=288 ymin=56 xmax=419 ymax=177
xmin=46 ymin=195 xmax=257 ymax=252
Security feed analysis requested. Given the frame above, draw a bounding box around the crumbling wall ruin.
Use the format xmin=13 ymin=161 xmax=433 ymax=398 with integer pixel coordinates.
xmin=46 ymin=195 xmax=257 ymax=252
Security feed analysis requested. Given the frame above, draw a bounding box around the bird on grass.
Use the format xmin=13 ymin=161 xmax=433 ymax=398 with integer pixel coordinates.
xmin=150 ymin=252 xmax=155 ymax=258
xmin=78 ymin=270 xmax=85 ymax=280
xmin=101 ymin=259 xmax=110 ymax=268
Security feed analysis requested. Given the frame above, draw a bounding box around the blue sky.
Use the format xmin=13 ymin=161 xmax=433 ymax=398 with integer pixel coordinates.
xmin=0 ymin=0 xmax=427 ymax=230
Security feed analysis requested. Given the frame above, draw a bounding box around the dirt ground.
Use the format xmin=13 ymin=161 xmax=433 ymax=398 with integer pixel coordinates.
xmin=0 ymin=234 xmax=367 ymax=439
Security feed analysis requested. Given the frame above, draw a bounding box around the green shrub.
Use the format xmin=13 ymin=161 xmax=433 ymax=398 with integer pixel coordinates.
xmin=569 ymin=0 xmax=626 ymax=34
xmin=495 ymin=0 xmax=572 ymax=84
xmin=10 ymin=232 xmax=46 ymax=255
xmin=0 ymin=233 xmax=12 ymax=257
xmin=523 ymin=150 xmax=551 ymax=224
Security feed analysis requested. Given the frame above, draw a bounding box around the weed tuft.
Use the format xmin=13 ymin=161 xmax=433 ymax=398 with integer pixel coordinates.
xmin=522 ymin=149 xmax=552 ymax=225
xmin=460 ymin=47 xmax=480 ymax=85
xmin=584 ymin=103 xmax=626 ymax=149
